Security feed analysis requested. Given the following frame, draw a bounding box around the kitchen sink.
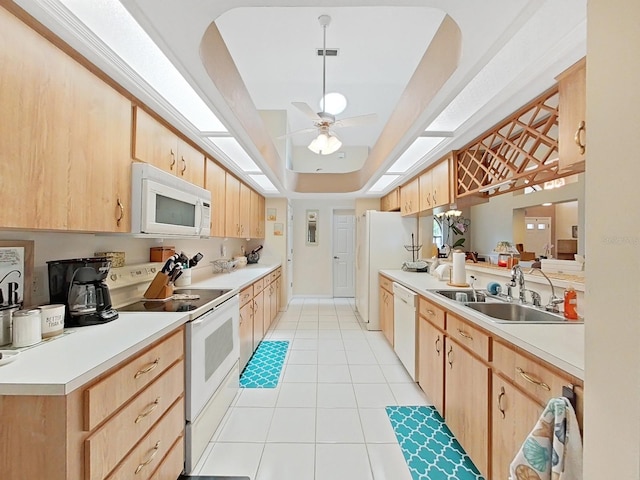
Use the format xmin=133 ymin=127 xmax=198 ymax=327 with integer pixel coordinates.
xmin=434 ymin=289 xmax=490 ymax=302
xmin=464 ymin=302 xmax=582 ymax=324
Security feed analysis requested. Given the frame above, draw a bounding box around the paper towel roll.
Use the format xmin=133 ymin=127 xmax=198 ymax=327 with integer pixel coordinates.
xmin=452 ymin=252 xmax=466 ymax=285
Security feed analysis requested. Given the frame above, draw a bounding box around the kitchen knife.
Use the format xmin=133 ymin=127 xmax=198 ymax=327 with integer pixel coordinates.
xmin=188 ymin=252 xmax=203 ymax=268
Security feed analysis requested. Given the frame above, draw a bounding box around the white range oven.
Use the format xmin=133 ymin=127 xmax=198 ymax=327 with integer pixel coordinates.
xmin=184 ymin=293 xmax=239 ymax=473
xmin=115 ymin=277 xmax=240 ymax=475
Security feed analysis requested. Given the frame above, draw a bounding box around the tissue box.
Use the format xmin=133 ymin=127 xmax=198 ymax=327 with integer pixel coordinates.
xmin=541 ymin=259 xmax=583 ymax=273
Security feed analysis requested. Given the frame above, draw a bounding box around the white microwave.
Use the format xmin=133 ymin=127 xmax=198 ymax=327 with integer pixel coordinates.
xmin=131 ymin=163 xmax=211 ymax=237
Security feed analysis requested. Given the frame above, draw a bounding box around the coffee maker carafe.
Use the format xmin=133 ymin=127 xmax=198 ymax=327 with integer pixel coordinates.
xmin=47 ymin=258 xmax=119 ymax=327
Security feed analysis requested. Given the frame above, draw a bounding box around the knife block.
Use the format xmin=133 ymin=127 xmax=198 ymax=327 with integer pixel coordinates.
xmin=143 ymin=272 xmax=174 ymax=299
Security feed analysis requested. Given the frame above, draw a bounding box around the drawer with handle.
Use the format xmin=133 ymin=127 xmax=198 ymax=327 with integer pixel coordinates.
xmin=418 ymin=296 xmax=446 ymax=331
xmin=85 ymin=360 xmax=184 ymax=480
xmin=84 ymin=329 xmax=184 ymax=431
xmin=239 ymin=286 xmax=253 ymax=307
xmin=253 ymin=277 xmax=264 ymax=293
xmin=379 ymin=275 xmax=393 ymax=293
xmin=446 ymin=313 xmax=491 ymax=361
xmin=101 ymin=397 xmax=184 ymax=480
xmin=149 ymin=436 xmax=185 ymax=480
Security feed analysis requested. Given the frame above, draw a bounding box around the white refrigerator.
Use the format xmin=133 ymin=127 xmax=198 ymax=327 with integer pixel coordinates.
xmin=355 ymin=210 xmax=418 ymax=330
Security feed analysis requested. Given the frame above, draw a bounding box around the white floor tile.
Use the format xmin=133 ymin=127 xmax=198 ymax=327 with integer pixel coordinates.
xmin=276 ymin=383 xmax=317 ymax=408
xmin=191 ymin=442 xmax=214 ymax=474
xmin=317 ymin=339 xmax=344 ymax=351
xmin=297 ymin=321 xmax=319 ymax=330
xmin=274 ymin=321 xmax=298 ymax=330
xmin=354 ymin=383 xmax=396 ymax=408
xmin=317 ymin=349 xmax=348 ymax=365
xmin=318 ymin=321 xmax=340 ymax=330
xmin=291 ymin=338 xmax=319 ymax=350
xmin=380 ymin=364 xmax=414 ymax=382
xmin=235 ymin=387 xmax=280 ymax=408
xmin=342 ymin=338 xmax=373 ymax=351
xmin=317 ymin=383 xmax=357 ymax=408
xmin=315 ymin=443 xmax=373 ymax=480
xmin=316 ymin=408 xmax=364 ymax=443
xmin=317 ymin=364 xmax=352 ymax=383
xmin=256 ymin=443 xmax=316 ymax=480
xmin=318 ymin=314 xmax=338 ymax=322
xmin=299 ymin=314 xmax=319 ymax=322
xmin=359 ymin=408 xmax=398 ymax=443
xmin=346 ymin=349 xmax=379 ymax=365
xmin=198 ymin=442 xmax=265 ymax=478
xmin=367 ymin=443 xmax=413 ymax=480
xmin=318 ymin=330 xmax=342 ymax=339
xmin=287 ymin=350 xmax=318 ymax=364
xmin=294 ymin=330 xmax=320 ymax=339
xmin=341 ymin=330 xmax=366 ymax=340
xmin=268 ymin=330 xmax=296 ymax=340
xmin=340 ymin=322 xmax=363 ymax=330
xmin=267 ymin=407 xmax=316 ymax=442
xmin=216 ymin=407 xmax=274 ymax=442
xmin=374 ymin=349 xmax=403 ymax=364
xmin=283 ymin=364 xmax=318 ymax=383
xmin=389 ymin=382 xmax=430 ymax=405
xmin=349 ymin=364 xmax=386 ymax=383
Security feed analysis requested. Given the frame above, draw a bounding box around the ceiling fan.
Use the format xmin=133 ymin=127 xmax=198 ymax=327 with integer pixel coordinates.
xmin=283 ymin=14 xmax=377 ymax=155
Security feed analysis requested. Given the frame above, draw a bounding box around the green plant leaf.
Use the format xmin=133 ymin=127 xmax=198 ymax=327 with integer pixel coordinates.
xmin=452 ymin=238 xmax=466 ymax=248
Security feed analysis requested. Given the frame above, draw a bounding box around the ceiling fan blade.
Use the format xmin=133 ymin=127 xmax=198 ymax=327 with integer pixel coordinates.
xmin=292 ymin=102 xmax=322 ymax=122
xmin=276 ymin=127 xmax=318 ymax=139
xmin=333 ymin=113 xmax=378 ymax=128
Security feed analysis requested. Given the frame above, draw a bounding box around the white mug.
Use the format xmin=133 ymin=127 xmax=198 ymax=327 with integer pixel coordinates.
xmin=39 ymin=304 xmax=66 ymax=338
xmin=12 ymin=309 xmax=42 ymax=348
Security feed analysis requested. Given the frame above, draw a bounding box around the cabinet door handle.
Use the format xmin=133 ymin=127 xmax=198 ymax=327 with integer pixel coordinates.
xmin=134 ymin=358 xmax=159 ymax=379
xmin=181 ymin=156 xmax=187 ymax=174
xmin=574 ymin=120 xmax=586 ymax=154
xmin=240 ymin=313 xmax=244 ymax=325
xmin=435 ymin=335 xmax=441 ymax=355
xmin=134 ymin=397 xmax=160 ymax=424
xmin=516 ymin=367 xmax=551 ymax=391
xmin=426 ymin=309 xmax=436 ymax=317
xmin=135 ymin=441 xmax=160 ymax=474
xmin=116 ymin=197 xmax=124 ymax=226
xmin=433 ymin=189 xmax=437 ymax=205
xmin=457 ymin=328 xmax=473 ymax=341
xmin=170 ymin=149 xmax=176 ymax=169
xmin=447 ymin=345 xmax=454 ymax=368
xmin=497 ymin=386 xmax=506 ymax=419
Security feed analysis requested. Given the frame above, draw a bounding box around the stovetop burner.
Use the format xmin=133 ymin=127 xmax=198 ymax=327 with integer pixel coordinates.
xmin=118 ymin=288 xmax=232 ymax=313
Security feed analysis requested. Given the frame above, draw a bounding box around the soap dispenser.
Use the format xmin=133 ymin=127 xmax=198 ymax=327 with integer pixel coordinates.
xmin=563 ymin=286 xmax=578 ymax=320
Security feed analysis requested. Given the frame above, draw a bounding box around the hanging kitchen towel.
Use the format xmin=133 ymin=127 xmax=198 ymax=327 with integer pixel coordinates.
xmin=509 ymin=397 xmax=582 ymax=480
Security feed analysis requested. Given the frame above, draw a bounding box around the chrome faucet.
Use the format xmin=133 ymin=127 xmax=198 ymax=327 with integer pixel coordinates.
xmin=528 ymin=267 xmax=564 ymax=313
xmin=511 ymin=264 xmax=542 ymax=306
xmin=469 ymin=275 xmax=478 ymax=302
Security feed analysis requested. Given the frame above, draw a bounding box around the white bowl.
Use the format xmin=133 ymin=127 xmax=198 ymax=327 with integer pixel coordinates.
xmin=234 ymin=256 xmax=248 ymax=267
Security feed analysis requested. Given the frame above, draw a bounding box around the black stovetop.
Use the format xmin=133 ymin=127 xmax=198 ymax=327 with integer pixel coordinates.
xmin=118 ymin=288 xmax=231 ymax=313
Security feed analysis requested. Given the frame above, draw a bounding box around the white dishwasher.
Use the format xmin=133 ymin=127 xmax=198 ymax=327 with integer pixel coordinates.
xmin=392 ymin=282 xmax=418 ymax=381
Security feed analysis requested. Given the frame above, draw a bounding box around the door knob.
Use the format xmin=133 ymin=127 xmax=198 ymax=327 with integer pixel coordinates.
xmin=333 ymin=256 xmax=339 ymax=259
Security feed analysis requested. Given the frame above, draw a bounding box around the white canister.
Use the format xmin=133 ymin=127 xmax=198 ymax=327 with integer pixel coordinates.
xmin=12 ymin=309 xmax=42 ymax=347
xmin=39 ymin=304 xmax=65 ymax=338
xmin=174 ymin=268 xmax=192 ymax=287
xmin=0 ymin=306 xmax=17 ymax=346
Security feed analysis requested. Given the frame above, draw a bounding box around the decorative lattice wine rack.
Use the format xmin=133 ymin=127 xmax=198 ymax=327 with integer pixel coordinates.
xmin=455 ymin=87 xmax=573 ymax=198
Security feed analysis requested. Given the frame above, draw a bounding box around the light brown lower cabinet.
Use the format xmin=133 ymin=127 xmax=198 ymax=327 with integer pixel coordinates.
xmin=491 ymin=373 xmax=544 ymax=480
xmin=444 ymin=338 xmax=490 ymax=477
xmin=253 ymin=289 xmax=265 ymax=350
xmin=379 ymin=284 xmax=394 ymax=345
xmin=239 ymin=299 xmax=254 ymax=372
xmin=0 ymin=328 xmax=185 ymax=480
xmin=417 ymin=315 xmax=445 ymax=415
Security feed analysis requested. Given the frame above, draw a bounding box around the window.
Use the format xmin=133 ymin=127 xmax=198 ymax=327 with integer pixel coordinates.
xmin=433 ymin=219 xmax=443 ymax=247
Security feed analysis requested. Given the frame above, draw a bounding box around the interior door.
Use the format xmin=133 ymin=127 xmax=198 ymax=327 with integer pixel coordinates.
xmin=524 ymin=216 xmax=552 ymax=257
xmin=333 ymin=212 xmax=356 ymax=297
xmin=286 ymin=202 xmax=294 ymax=303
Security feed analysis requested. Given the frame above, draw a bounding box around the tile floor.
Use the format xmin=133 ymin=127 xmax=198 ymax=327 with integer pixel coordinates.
xmin=191 ymin=297 xmax=431 ymax=480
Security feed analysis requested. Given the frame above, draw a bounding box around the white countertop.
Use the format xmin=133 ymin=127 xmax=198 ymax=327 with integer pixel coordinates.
xmin=380 ymin=269 xmax=584 ymax=380
xmin=0 ymin=263 xmax=280 ymax=396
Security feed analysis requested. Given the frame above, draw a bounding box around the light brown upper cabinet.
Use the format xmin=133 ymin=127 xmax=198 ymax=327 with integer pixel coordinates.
xmin=250 ymin=190 xmax=265 ymax=238
xmin=418 ymin=170 xmax=433 ymax=211
xmin=205 ymin=158 xmax=226 ymax=237
xmin=381 ymin=188 xmax=400 ymax=212
xmin=133 ymin=107 xmax=205 ymax=187
xmin=224 ymin=173 xmax=241 ymax=237
xmin=0 ymin=8 xmax=131 ymax=233
xmin=431 ymin=158 xmax=451 ymax=208
xmin=400 ymin=178 xmax=419 ymax=216
xmin=239 ymin=182 xmax=252 ymax=238
xmin=557 ymin=58 xmax=586 ymax=172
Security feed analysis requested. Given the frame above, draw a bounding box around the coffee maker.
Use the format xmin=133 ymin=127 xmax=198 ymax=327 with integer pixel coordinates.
xmin=47 ymin=257 xmax=119 ymax=327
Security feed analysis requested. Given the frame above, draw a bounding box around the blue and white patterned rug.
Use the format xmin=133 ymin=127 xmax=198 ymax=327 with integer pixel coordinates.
xmin=239 ymin=340 xmax=289 ymax=388
xmin=386 ymin=406 xmax=485 ymax=480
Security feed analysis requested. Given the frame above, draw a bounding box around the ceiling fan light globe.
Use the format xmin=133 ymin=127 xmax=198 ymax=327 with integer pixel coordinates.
xmin=324 ymin=134 xmax=342 ymax=154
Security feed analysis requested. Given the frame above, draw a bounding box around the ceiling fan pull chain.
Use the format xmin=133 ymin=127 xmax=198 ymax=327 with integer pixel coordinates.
xmin=319 ymin=14 xmax=331 ymax=114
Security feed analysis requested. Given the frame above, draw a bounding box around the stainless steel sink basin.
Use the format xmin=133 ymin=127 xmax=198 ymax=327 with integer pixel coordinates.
xmin=434 ymin=290 xmax=489 ymax=302
xmin=464 ymin=302 xmax=582 ymax=323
